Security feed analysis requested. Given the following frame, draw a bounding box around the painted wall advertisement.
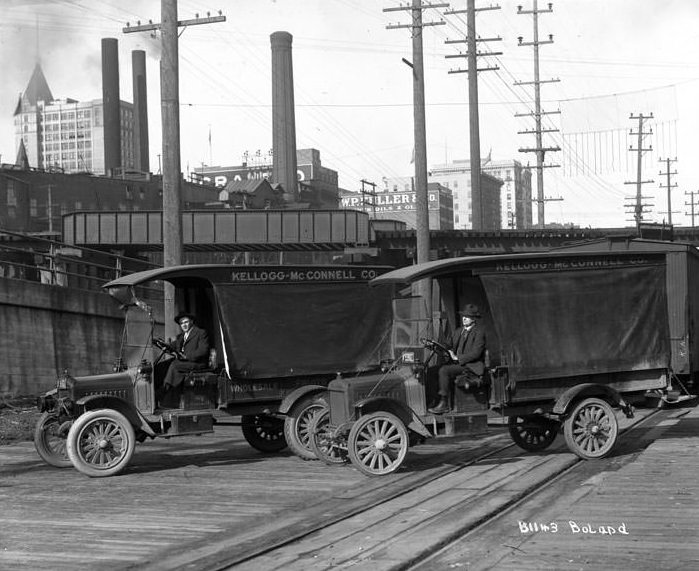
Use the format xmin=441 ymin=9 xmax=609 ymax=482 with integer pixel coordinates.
xmin=340 ymin=191 xmax=440 ymax=212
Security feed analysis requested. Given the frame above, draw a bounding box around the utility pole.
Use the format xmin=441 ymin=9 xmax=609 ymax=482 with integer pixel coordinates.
xmin=515 ymin=1 xmax=561 ymax=229
xmin=623 ymin=113 xmax=654 ymax=229
xmin=47 ymin=184 xmax=53 ymax=234
xmin=444 ymin=1 xmax=501 ymax=231
xmin=360 ymin=179 xmax=378 ymax=218
xmin=384 ymin=1 xmax=446 ymax=266
xmin=658 ymin=157 xmax=678 ymax=225
xmin=685 ymin=191 xmax=699 ymax=227
xmin=124 ymin=3 xmax=225 ymax=336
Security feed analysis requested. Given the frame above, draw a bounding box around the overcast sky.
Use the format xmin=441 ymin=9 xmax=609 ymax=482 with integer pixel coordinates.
xmin=2 ymin=0 xmax=698 ymax=228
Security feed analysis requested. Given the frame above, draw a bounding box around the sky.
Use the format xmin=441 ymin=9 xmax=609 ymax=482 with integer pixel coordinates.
xmin=1 ymin=0 xmax=699 ymax=229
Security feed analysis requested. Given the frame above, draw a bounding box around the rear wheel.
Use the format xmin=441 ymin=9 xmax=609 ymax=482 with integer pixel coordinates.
xmin=284 ymin=394 xmax=328 ymax=460
xmin=34 ymin=413 xmax=72 ymax=468
xmin=241 ymin=414 xmax=287 ymax=453
xmin=564 ymin=397 xmax=618 ymax=459
xmin=508 ymin=415 xmax=559 ymax=452
xmin=66 ymin=409 xmax=136 ymax=477
xmin=309 ymin=409 xmax=348 ymax=465
xmin=348 ymin=412 xmax=409 ymax=476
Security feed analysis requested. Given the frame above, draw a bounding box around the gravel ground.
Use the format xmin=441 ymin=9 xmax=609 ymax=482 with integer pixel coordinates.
xmin=0 ymin=397 xmax=40 ymax=445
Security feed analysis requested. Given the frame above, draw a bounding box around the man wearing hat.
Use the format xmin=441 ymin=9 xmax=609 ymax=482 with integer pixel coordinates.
xmin=160 ymin=312 xmax=211 ymax=404
xmin=429 ymin=303 xmax=486 ymax=414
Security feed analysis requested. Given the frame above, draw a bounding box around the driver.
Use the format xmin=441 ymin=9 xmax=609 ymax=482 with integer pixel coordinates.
xmin=428 ymin=303 xmax=486 ymax=415
xmin=159 ymin=312 xmax=211 ymax=406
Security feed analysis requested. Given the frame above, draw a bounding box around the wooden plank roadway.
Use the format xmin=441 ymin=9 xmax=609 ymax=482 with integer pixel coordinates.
xmin=415 ymin=405 xmax=699 ymax=571
xmin=124 ymin=410 xmax=655 ymax=570
xmin=0 ymin=418 xmax=508 ymax=570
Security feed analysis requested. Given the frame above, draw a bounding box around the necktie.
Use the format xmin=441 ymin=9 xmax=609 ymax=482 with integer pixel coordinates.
xmin=458 ymin=328 xmax=470 ymax=354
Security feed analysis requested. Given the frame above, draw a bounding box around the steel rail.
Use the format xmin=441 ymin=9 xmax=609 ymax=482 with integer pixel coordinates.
xmin=402 ymin=406 xmax=670 ymax=570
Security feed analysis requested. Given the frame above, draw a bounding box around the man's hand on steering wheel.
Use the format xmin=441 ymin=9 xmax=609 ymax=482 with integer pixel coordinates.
xmin=153 ymin=337 xmax=176 ymax=355
xmin=421 ymin=337 xmax=458 ymax=363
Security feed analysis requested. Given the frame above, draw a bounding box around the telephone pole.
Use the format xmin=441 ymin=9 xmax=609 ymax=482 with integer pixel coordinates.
xmin=124 ymin=2 xmax=225 ymax=335
xmin=515 ymin=1 xmax=561 ymax=229
xmin=360 ymin=179 xmax=378 ymax=218
xmin=444 ymin=0 xmax=501 ymax=230
xmin=658 ymin=157 xmax=678 ymax=225
xmin=384 ymin=1 xmax=446 ymax=266
xmin=623 ymin=113 xmax=654 ymax=229
xmin=685 ymin=191 xmax=699 ymax=227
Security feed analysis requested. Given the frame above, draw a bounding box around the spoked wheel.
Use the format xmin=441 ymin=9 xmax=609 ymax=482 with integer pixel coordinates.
xmin=66 ymin=409 xmax=136 ymax=477
xmin=34 ymin=413 xmax=72 ymax=468
xmin=241 ymin=414 xmax=287 ymax=453
xmin=564 ymin=397 xmax=619 ymax=459
xmin=348 ymin=412 xmax=409 ymax=476
xmin=508 ymin=415 xmax=560 ymax=452
xmin=309 ymin=409 xmax=348 ymax=465
xmin=284 ymin=394 xmax=328 ymax=460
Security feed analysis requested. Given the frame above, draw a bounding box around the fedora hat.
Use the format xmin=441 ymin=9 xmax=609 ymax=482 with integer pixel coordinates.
xmin=174 ymin=312 xmax=196 ymax=324
xmin=459 ymin=304 xmax=481 ymax=318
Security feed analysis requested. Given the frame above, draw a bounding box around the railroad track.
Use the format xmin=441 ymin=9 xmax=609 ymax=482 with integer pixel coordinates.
xmin=130 ymin=406 xmax=672 ymax=571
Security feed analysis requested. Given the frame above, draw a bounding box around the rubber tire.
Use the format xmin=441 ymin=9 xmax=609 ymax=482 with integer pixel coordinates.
xmin=309 ymin=409 xmax=348 ymax=465
xmin=34 ymin=412 xmax=72 ymax=468
xmin=564 ymin=397 xmax=619 ymax=460
xmin=241 ymin=414 xmax=287 ymax=453
xmin=66 ymin=409 xmax=136 ymax=477
xmin=348 ymin=411 xmax=409 ymax=476
xmin=508 ymin=415 xmax=559 ymax=452
xmin=283 ymin=394 xmax=328 ymax=460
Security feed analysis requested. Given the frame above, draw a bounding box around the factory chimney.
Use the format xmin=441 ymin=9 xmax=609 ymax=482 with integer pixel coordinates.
xmin=270 ymin=31 xmax=299 ymax=204
xmin=101 ymin=38 xmax=121 ymax=177
xmin=132 ymin=50 xmax=150 ymax=173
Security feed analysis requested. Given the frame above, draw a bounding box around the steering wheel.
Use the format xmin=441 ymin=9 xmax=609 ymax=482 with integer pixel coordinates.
xmin=420 ymin=337 xmax=457 ymax=363
xmin=153 ymin=337 xmax=172 ymax=352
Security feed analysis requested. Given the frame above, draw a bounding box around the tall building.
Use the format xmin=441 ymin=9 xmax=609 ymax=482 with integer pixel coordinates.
xmin=340 ymin=178 xmax=454 ymax=230
xmin=13 ymin=64 xmax=135 ymax=175
xmin=192 ymin=148 xmax=340 ymax=210
xmin=428 ymin=158 xmax=532 ymax=230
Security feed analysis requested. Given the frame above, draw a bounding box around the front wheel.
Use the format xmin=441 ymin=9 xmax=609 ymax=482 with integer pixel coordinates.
xmin=241 ymin=414 xmax=287 ymax=453
xmin=284 ymin=394 xmax=328 ymax=460
xmin=309 ymin=409 xmax=348 ymax=465
xmin=564 ymin=397 xmax=619 ymax=459
xmin=66 ymin=409 xmax=136 ymax=477
xmin=348 ymin=412 xmax=409 ymax=476
xmin=508 ymin=415 xmax=559 ymax=452
xmin=34 ymin=413 xmax=72 ymax=468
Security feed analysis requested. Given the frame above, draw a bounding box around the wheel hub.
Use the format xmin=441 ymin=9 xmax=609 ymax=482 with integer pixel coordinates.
xmin=374 ymin=438 xmax=386 ymax=450
xmin=98 ymin=438 xmax=110 ymax=449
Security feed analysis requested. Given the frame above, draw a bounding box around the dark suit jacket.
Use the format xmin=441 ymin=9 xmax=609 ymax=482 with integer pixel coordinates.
xmin=173 ymin=325 xmax=210 ymax=365
xmin=447 ymin=321 xmax=486 ymax=376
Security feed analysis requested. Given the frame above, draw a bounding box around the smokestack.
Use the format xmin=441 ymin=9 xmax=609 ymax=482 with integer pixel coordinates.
xmin=132 ymin=50 xmax=150 ymax=173
xmin=270 ymin=31 xmax=299 ymax=204
xmin=101 ymin=38 xmax=121 ymax=176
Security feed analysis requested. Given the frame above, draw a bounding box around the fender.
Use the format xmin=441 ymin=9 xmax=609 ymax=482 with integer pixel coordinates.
xmin=552 ymin=383 xmax=633 ymax=418
xmin=355 ymin=396 xmax=432 ymax=439
xmin=278 ymin=385 xmax=328 ymax=415
xmin=76 ymin=395 xmax=156 ymax=436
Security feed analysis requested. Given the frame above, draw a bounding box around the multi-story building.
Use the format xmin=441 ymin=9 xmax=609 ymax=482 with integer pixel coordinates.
xmin=0 ymin=166 xmax=219 ymax=234
xmin=340 ymin=178 xmax=454 ymax=230
xmin=428 ymin=158 xmax=532 ymax=230
xmin=13 ymin=64 xmax=135 ymax=175
xmin=192 ymin=148 xmax=340 ymax=210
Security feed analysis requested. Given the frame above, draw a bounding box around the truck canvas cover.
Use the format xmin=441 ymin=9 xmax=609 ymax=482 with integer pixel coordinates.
xmin=213 ymin=279 xmax=392 ymax=379
xmin=476 ymin=256 xmax=670 ymax=381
